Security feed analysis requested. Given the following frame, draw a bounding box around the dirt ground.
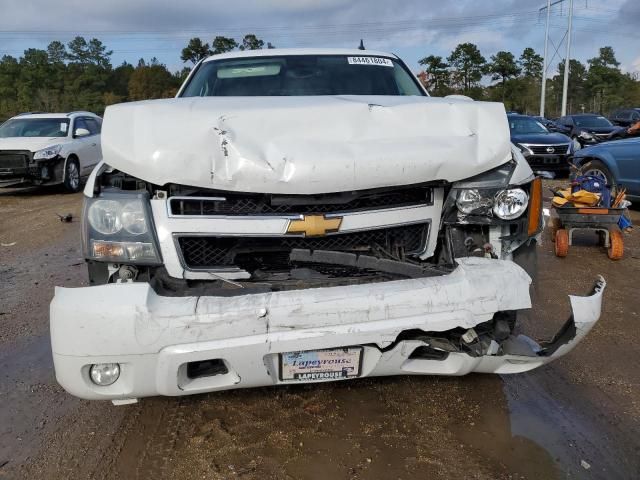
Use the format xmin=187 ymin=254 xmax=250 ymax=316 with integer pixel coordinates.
xmin=0 ymin=182 xmax=639 ymax=480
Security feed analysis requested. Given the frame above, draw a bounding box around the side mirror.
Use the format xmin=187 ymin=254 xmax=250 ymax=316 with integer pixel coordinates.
xmin=74 ymin=127 xmax=90 ymax=137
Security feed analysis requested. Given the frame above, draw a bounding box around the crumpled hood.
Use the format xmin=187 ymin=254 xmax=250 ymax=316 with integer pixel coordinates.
xmin=101 ymin=95 xmax=511 ymax=194
xmin=0 ymin=136 xmax=66 ymax=152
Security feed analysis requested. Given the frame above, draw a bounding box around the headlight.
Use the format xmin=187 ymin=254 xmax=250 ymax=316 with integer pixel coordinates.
xmin=578 ymin=131 xmax=594 ymax=140
xmin=83 ymin=193 xmax=161 ymax=265
xmin=456 ymin=189 xmax=493 ymax=215
xmin=33 ymin=144 xmax=62 ymax=160
xmin=493 ymin=188 xmax=529 ymax=220
xmin=454 ymin=187 xmax=529 ymax=220
xmin=515 ymin=144 xmax=532 ymax=156
xmin=88 ymin=200 xmax=123 ymax=235
xmin=121 ymin=200 xmax=148 ymax=235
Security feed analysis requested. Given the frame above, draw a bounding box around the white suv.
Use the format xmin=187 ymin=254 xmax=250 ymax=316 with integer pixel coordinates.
xmin=51 ymin=49 xmax=605 ymax=403
xmin=0 ymin=111 xmax=102 ymax=192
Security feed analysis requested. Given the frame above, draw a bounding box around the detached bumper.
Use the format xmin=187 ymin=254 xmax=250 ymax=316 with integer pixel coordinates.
xmin=50 ymin=258 xmax=605 ymax=401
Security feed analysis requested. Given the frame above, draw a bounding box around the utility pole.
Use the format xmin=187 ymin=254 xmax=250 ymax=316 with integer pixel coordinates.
xmin=539 ymin=0 xmax=576 ymax=117
xmin=560 ymin=0 xmax=573 ymax=116
xmin=540 ymin=0 xmax=551 ymax=117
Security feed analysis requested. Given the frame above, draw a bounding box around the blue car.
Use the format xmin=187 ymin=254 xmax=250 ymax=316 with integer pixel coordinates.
xmin=572 ymin=137 xmax=640 ymax=200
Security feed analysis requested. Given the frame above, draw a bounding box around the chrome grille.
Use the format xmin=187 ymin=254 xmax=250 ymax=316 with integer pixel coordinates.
xmin=169 ymin=187 xmax=432 ymax=216
xmin=525 ymin=144 xmax=570 ymax=155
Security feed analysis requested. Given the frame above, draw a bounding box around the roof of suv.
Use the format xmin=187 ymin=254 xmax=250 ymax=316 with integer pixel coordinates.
xmin=202 ymin=48 xmax=399 ymax=63
xmin=11 ymin=111 xmax=99 ymax=119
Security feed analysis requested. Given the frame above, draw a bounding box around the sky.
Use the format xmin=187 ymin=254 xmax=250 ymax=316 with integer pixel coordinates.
xmin=0 ymin=0 xmax=639 ymax=79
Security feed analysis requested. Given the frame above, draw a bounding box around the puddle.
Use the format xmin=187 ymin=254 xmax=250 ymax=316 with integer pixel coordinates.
xmin=452 ymin=375 xmax=560 ymax=479
xmin=503 ymin=372 xmax=632 ymax=479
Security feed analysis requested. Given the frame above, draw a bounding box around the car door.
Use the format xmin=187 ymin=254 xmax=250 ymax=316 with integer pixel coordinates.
xmin=610 ymin=142 xmax=640 ymax=196
xmin=72 ymin=117 xmax=100 ymax=175
xmin=84 ymin=117 xmax=102 ymax=168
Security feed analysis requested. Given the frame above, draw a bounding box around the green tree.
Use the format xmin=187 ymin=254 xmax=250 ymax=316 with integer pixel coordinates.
xmin=548 ymin=59 xmax=587 ymax=116
xmin=107 ymin=61 xmax=135 ymax=99
xmin=447 ymin=43 xmax=486 ymax=94
xmin=67 ymin=36 xmax=90 ymax=64
xmin=129 ymin=60 xmax=180 ymax=100
xmin=212 ymin=36 xmax=238 ymax=54
xmin=86 ymin=38 xmax=113 ymax=69
xmin=239 ymin=34 xmax=264 ymax=51
xmin=66 ymin=36 xmax=111 ymax=66
xmin=418 ymin=55 xmax=450 ymax=95
xmin=17 ymin=49 xmax=52 ymax=110
xmin=519 ymin=47 xmax=543 ymax=78
xmin=181 ymin=38 xmax=212 ymax=64
xmin=47 ymin=41 xmax=67 ymax=64
xmin=0 ymin=55 xmax=20 ymax=118
xmin=586 ymin=46 xmax=625 ymax=113
xmin=487 ymin=51 xmax=521 ymax=100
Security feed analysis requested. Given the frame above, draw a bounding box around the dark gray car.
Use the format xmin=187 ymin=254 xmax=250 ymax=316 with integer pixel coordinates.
xmin=610 ymin=108 xmax=640 ymax=127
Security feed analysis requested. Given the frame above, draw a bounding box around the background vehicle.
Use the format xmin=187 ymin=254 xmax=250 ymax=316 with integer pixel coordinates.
xmin=609 ymin=108 xmax=640 ymax=126
xmin=572 ymin=137 xmax=640 ymax=200
xmin=0 ymin=111 xmax=102 ymax=192
xmin=606 ymin=120 xmax=640 ymax=141
xmin=509 ymin=114 xmax=573 ymax=176
xmin=532 ymin=116 xmax=570 ymax=134
xmin=554 ymin=114 xmax=617 ymax=148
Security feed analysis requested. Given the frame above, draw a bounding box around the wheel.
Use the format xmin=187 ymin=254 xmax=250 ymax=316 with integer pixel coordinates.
xmin=555 ymin=229 xmax=569 ymax=257
xmin=548 ymin=217 xmax=561 ymax=242
xmin=63 ymin=158 xmax=81 ymax=193
xmin=581 ymin=159 xmax=616 ymax=192
xmin=608 ymin=230 xmax=624 ymax=260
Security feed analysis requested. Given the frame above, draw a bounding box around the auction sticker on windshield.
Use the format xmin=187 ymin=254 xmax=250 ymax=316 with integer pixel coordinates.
xmin=280 ymin=347 xmax=363 ymax=381
xmin=347 ymin=56 xmax=393 ymax=67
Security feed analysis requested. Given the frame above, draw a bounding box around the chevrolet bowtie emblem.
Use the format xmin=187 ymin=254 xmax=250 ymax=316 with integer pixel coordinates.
xmin=287 ymin=215 xmax=342 ymax=237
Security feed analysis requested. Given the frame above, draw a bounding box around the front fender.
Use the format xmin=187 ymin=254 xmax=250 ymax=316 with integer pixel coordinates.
xmin=573 ymin=149 xmax=621 ymax=179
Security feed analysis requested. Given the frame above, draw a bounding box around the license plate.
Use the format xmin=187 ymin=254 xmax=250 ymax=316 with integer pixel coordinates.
xmin=279 ymin=347 xmax=363 ymax=381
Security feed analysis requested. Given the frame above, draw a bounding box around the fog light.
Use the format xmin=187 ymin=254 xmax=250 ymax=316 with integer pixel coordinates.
xmin=41 ymin=165 xmax=50 ymax=180
xmin=89 ymin=363 xmax=120 ymax=386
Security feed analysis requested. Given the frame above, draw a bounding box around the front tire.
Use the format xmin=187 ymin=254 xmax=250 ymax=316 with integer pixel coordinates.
xmin=63 ymin=158 xmax=81 ymax=193
xmin=581 ymin=159 xmax=616 ymax=191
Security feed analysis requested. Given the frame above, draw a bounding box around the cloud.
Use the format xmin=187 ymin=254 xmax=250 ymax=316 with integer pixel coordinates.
xmin=0 ymin=0 xmax=634 ymax=72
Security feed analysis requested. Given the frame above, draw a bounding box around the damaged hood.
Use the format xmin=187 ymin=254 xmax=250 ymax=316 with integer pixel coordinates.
xmin=101 ymin=95 xmax=511 ymax=194
xmin=0 ymin=136 xmax=69 ymax=152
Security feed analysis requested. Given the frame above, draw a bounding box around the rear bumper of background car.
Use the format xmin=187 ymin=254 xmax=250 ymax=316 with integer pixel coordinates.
xmin=50 ymin=257 xmax=605 ymax=403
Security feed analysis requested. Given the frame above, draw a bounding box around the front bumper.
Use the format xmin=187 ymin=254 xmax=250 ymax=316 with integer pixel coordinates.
xmin=0 ymin=154 xmax=64 ymax=187
xmin=50 ymin=257 xmax=605 ymax=402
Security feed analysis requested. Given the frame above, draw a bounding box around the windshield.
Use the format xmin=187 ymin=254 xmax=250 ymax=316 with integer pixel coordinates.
xmin=0 ymin=118 xmax=70 ymax=138
xmin=180 ymin=55 xmax=425 ymax=97
xmin=574 ymin=116 xmax=613 ymax=128
xmin=508 ymin=117 xmax=548 ymax=134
